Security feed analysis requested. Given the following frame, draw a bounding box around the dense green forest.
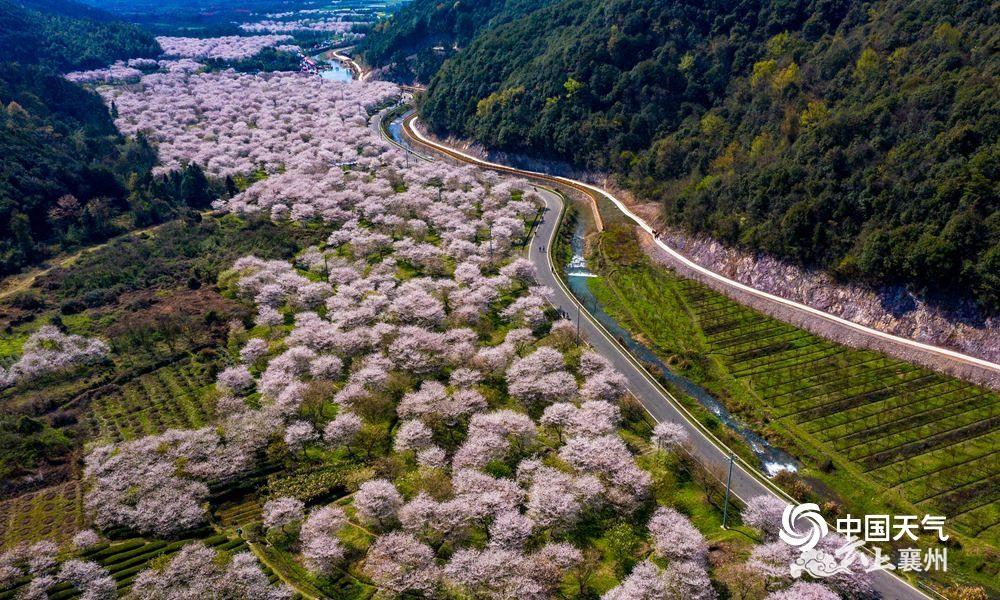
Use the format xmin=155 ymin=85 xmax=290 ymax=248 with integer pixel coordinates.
xmin=1 ymin=0 xmax=160 ymax=70
xmin=357 ymin=0 xmax=553 ymax=83
xmin=76 ymin=0 xmax=328 ymax=37
xmin=206 ymin=46 xmax=302 ymax=73
xmin=404 ymin=0 xmax=998 ymax=311
xmin=0 ymin=0 xmax=220 ymax=276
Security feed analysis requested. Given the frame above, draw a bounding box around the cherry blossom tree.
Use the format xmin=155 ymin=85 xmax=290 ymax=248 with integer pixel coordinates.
xmin=65 ymin=62 xmax=143 ymax=84
xmin=580 ymin=363 xmax=626 ymax=400
xmin=548 ymin=319 xmax=578 ymax=347
xmin=84 ymin=413 xmax=276 ymax=536
xmin=416 ymin=446 xmax=447 ymax=469
xmin=300 ymin=505 xmax=348 ymax=575
xmin=540 ymin=402 xmax=576 ymax=440
xmin=0 ymin=326 xmax=109 ymax=389
xmin=156 ymin=35 xmax=295 ymax=60
xmin=454 ymin=410 xmax=537 ymax=469
xmin=742 ymin=495 xmax=789 ymax=540
xmin=131 ymin=542 xmax=291 ymax=599
xmin=394 ymin=420 xmax=434 ymax=454
xmin=505 ymin=347 xmax=577 ymax=406
xmin=240 ymin=338 xmax=270 ymax=363
xmin=766 ymin=582 xmax=840 ymax=600
xmin=663 ymin=561 xmax=717 ymax=600
xmin=650 ymin=421 xmax=689 ymax=451
xmin=558 ymin=434 xmax=651 ymax=509
xmin=27 ymin=541 xmax=58 ymax=575
xmin=262 ymin=497 xmax=305 ymax=531
xmin=310 ymin=355 xmax=345 ymax=380
xmin=451 ymin=469 xmax=524 ymax=518
xmin=363 ymin=532 xmax=439 ymax=597
xmin=217 ymin=365 xmax=255 ymax=395
xmin=602 ymin=561 xmax=670 ymax=600
xmin=488 ymin=510 xmax=534 ymax=550
xmin=354 ymin=479 xmax=403 ymax=529
xmin=499 ymin=258 xmax=536 ymax=285
xmin=72 ymin=529 xmax=101 ymax=551
xmin=57 ymin=559 xmax=115 ymax=600
xmin=516 ymin=461 xmax=602 ymax=531
xmin=816 ymin=534 xmax=877 ymax=599
xmin=449 ymin=367 xmax=482 ymax=388
xmin=746 ymin=541 xmax=797 ymax=584
xmin=324 ymin=412 xmax=362 ymax=449
xmin=19 ymin=575 xmax=55 ymax=599
xmin=444 ymin=544 xmax=581 ymax=600
xmin=284 ymin=421 xmax=316 ymax=454
xmin=647 ymin=507 xmax=709 ymax=565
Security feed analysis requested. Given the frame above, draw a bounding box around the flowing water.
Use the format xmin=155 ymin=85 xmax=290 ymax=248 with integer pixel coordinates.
xmin=319 ymin=62 xmax=353 ymax=81
xmin=564 ymin=217 xmax=798 ymax=476
xmin=311 ymin=50 xmax=355 ymax=82
xmin=387 ymin=110 xmax=798 ymax=475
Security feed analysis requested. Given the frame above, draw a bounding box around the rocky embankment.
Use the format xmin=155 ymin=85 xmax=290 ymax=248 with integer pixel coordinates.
xmin=414 ymin=123 xmax=1000 ymax=387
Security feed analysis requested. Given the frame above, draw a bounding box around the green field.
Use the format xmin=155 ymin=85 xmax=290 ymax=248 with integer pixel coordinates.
xmin=669 ymin=278 xmax=1000 ymax=539
xmin=0 ymin=482 xmax=84 ymax=550
xmin=0 ymin=532 xmax=260 ymax=599
xmin=585 ymin=223 xmax=999 ymax=590
xmin=83 ymin=359 xmax=218 ymax=443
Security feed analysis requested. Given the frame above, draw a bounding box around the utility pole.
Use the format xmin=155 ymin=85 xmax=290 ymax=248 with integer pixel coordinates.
xmin=722 ymin=453 xmax=735 ymax=529
xmin=576 ymin=305 xmax=581 ymax=344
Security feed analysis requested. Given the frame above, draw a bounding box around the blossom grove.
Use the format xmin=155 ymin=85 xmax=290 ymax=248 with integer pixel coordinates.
xmin=0 ymin=33 xmax=876 ymax=600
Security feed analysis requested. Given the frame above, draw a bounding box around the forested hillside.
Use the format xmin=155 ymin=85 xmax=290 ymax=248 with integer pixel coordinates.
xmin=1 ymin=0 xmax=160 ymax=70
xmin=358 ymin=0 xmax=553 ymax=83
xmin=0 ymin=1 xmax=203 ymax=277
xmin=416 ymin=0 xmax=999 ymax=311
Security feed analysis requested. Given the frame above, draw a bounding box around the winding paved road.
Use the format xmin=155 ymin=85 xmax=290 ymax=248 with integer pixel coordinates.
xmin=394 ymin=113 xmax=934 ymax=600
xmin=400 ymin=115 xmax=1000 ymax=387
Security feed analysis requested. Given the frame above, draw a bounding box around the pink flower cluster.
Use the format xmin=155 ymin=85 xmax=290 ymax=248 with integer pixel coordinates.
xmin=101 ymin=70 xmax=399 ymax=177
xmin=155 ymin=35 xmax=294 ymax=60
xmin=131 ymin=542 xmax=291 ymax=599
xmin=0 ymin=326 xmax=108 ymax=389
xmin=65 ymin=58 xmax=205 ymax=84
xmin=0 ymin=542 xmax=114 ymax=599
xmin=75 ymin=55 xmax=795 ymax=597
xmin=83 ymin=409 xmax=278 ymax=536
xmin=240 ymin=19 xmax=356 ymax=33
xmin=65 ymin=62 xmax=143 ymax=84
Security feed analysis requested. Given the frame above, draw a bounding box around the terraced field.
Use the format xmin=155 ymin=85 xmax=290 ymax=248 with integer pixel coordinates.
xmin=589 ymin=228 xmax=1000 ymax=545
xmin=0 ymin=532 xmax=264 ymax=599
xmin=674 ymin=280 xmax=1000 ymax=541
xmin=82 ymin=359 xmax=218 ymax=442
xmin=0 ymin=482 xmax=85 ymax=549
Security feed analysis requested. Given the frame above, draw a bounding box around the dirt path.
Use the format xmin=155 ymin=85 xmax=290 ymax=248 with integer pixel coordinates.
xmin=0 ymin=213 xmax=211 ymax=302
xmin=246 ymin=539 xmax=322 ymax=600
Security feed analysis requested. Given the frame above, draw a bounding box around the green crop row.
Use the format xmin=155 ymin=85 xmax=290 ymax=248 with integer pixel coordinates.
xmin=588 ymin=225 xmax=1000 ymax=548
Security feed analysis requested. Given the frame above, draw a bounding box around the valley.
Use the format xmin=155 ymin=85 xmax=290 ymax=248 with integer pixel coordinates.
xmin=0 ymin=0 xmax=995 ymax=598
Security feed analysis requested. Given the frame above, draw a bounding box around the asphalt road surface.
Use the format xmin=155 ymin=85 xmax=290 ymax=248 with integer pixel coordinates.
xmin=397 ymin=115 xmax=932 ymax=600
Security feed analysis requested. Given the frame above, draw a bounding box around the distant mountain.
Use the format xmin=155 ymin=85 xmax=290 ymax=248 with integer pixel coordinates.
xmin=0 ymin=0 xmax=160 ymax=70
xmin=357 ymin=0 xmax=555 ymax=83
xmin=395 ymin=0 xmax=998 ymax=312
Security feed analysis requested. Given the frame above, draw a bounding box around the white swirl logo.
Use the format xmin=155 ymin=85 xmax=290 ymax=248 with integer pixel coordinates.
xmin=780 ymin=503 xmax=827 ymax=552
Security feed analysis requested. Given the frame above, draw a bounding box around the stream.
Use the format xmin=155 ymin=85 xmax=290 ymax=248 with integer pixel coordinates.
xmin=311 ymin=50 xmax=354 ymax=82
xmin=564 ymin=217 xmax=798 ymax=476
xmin=387 ymin=112 xmax=798 ymax=476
